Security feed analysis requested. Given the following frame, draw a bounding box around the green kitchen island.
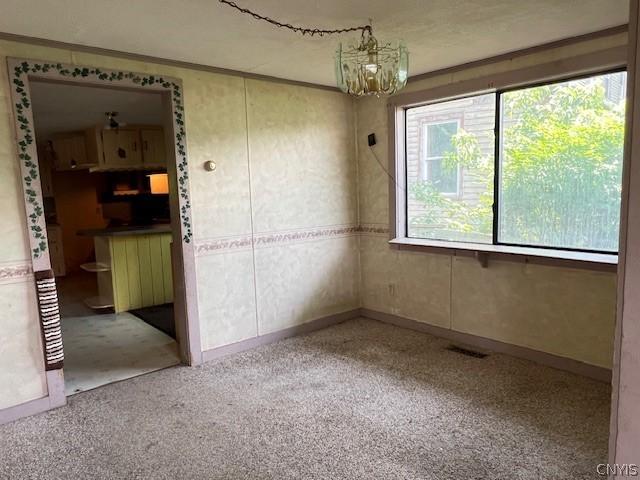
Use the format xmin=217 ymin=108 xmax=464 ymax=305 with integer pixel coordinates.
xmin=79 ymin=225 xmax=173 ymax=313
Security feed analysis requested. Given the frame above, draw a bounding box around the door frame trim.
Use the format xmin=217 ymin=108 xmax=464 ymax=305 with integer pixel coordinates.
xmin=6 ymin=57 xmax=203 ymax=406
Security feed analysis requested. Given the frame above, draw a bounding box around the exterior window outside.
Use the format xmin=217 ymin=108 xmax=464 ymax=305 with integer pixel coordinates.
xmin=498 ymin=72 xmax=626 ymax=252
xmin=422 ymin=121 xmax=460 ymax=195
xmin=405 ymin=70 xmax=626 ymax=253
xmin=407 ymin=93 xmax=496 ymax=244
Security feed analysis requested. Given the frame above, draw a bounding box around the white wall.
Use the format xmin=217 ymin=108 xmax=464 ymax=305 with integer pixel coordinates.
xmin=194 ymin=78 xmax=360 ymax=349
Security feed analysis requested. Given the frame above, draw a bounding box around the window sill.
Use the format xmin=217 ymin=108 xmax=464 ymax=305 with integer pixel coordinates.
xmin=389 ymin=237 xmax=618 ymax=270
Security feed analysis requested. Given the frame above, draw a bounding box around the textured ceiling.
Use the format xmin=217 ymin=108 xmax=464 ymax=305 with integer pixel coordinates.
xmin=0 ymin=0 xmax=629 ymax=86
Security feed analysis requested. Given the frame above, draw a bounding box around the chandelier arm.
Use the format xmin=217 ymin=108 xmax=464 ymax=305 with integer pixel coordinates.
xmin=218 ymin=0 xmax=372 ymax=37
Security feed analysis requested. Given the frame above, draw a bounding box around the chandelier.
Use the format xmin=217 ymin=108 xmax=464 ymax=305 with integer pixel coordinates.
xmin=335 ymin=27 xmax=408 ymax=97
xmin=218 ymin=0 xmax=409 ymax=97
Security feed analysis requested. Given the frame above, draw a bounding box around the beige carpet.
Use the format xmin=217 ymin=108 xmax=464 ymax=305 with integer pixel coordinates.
xmin=0 ymin=318 xmax=609 ymax=479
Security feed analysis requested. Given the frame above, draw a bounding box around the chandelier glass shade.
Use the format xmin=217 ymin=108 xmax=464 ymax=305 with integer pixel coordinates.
xmin=335 ymin=30 xmax=409 ymax=97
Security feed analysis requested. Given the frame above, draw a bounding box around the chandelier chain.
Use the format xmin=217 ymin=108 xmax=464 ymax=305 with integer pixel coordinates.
xmin=218 ymin=0 xmax=372 ymax=37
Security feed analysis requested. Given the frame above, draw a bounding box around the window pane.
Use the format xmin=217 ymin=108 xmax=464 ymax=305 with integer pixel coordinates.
xmin=498 ymin=71 xmax=626 ymax=252
xmin=406 ymin=93 xmax=496 ymax=243
xmin=427 ymin=122 xmax=457 ymax=157
xmin=428 ymin=159 xmax=458 ymax=194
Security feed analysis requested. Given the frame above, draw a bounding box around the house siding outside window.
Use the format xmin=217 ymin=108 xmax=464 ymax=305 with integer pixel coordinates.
xmin=406 ymin=94 xmax=495 ymax=242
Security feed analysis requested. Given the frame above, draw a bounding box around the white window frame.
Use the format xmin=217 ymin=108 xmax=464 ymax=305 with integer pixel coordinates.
xmin=421 ymin=120 xmax=462 ymax=196
xmin=387 ymin=47 xmax=627 ymax=267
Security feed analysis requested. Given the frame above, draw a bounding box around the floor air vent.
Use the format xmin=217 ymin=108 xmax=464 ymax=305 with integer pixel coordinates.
xmin=446 ymin=345 xmax=488 ymax=358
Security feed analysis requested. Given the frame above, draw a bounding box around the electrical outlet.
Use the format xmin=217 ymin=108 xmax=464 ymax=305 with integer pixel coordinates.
xmin=388 ymin=283 xmax=396 ymax=297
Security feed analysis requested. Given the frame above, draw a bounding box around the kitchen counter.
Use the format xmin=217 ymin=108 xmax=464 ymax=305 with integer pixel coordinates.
xmin=82 ymin=227 xmax=174 ymax=313
xmin=78 ymin=224 xmax=172 ymax=237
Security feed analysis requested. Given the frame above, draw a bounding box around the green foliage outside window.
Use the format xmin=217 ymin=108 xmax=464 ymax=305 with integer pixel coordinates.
xmin=409 ymin=77 xmax=625 ymax=251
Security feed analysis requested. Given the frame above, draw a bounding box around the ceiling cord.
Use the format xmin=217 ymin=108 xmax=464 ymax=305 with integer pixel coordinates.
xmin=368 ymin=144 xmax=405 ymax=192
xmin=217 ymin=0 xmax=372 ymax=37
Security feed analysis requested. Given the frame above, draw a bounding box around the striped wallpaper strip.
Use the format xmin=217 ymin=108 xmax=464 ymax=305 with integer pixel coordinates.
xmin=194 ymin=224 xmax=390 ymax=256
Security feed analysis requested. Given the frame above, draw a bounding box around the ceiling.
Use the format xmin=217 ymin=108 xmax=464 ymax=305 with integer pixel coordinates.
xmin=0 ymin=0 xmax=629 ymax=87
xmin=30 ymin=81 xmax=163 ymax=140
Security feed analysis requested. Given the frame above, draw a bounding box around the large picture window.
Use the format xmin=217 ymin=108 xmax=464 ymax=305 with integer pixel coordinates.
xmin=403 ymin=70 xmax=626 ymax=255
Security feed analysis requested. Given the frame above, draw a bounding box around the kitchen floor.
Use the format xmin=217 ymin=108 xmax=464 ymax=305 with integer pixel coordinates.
xmin=57 ymin=272 xmax=180 ymax=395
xmin=56 ymin=270 xmax=99 ymax=318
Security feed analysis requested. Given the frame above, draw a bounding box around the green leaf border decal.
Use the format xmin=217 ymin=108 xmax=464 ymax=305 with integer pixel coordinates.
xmin=11 ymin=61 xmax=193 ymax=259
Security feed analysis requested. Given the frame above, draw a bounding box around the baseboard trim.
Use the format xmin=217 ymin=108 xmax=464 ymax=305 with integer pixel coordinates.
xmin=360 ymin=308 xmax=612 ymax=383
xmin=0 ymin=369 xmax=67 ymax=426
xmin=1 ymin=310 xmax=359 ymax=426
xmin=3 ymin=307 xmax=607 ymax=426
xmin=0 ymin=395 xmax=59 ymax=426
xmin=202 ymin=309 xmax=361 ymax=363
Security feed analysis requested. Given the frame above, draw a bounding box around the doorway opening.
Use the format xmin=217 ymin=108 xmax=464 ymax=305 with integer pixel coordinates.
xmin=27 ymin=78 xmax=185 ymax=395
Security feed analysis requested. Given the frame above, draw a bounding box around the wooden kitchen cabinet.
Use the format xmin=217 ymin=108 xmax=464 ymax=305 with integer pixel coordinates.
xmin=38 ymin=148 xmax=55 ymax=197
xmin=101 ymin=129 xmax=143 ymax=167
xmin=90 ymin=125 xmax=166 ymax=170
xmin=141 ymin=129 xmax=166 ymax=166
xmin=51 ymin=125 xmax=166 ymax=172
xmin=47 ymin=224 xmax=66 ymax=277
xmin=51 ymin=134 xmax=92 ymax=171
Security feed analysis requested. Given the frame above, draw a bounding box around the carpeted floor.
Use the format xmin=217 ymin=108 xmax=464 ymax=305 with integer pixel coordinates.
xmin=0 ymin=318 xmax=610 ymax=480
